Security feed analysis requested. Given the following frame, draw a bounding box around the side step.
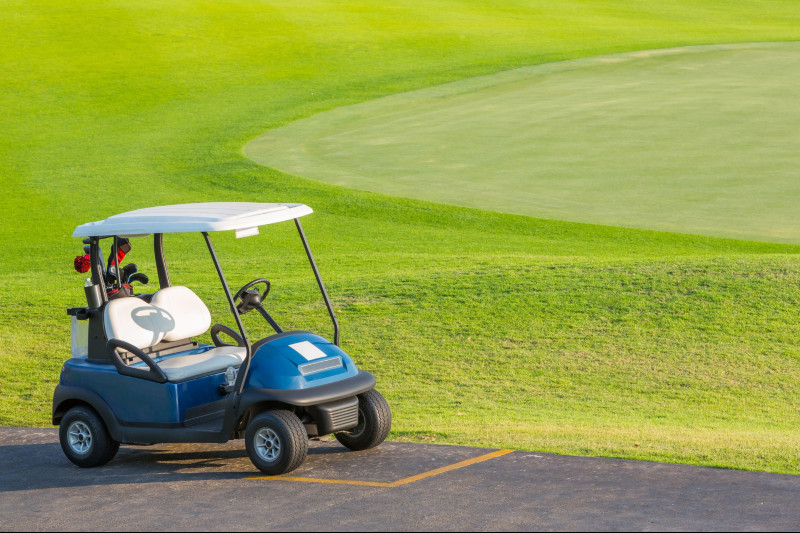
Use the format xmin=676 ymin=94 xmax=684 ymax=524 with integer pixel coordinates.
xmin=184 ymin=399 xmax=227 ymax=432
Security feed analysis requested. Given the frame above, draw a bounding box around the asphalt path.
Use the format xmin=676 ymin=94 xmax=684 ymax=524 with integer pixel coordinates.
xmin=1 ymin=427 xmax=798 ymax=531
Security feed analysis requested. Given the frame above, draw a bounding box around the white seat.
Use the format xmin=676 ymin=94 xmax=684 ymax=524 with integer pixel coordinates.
xmin=150 ymin=286 xmax=211 ymax=342
xmin=104 ymin=297 xmax=172 ymax=350
xmin=104 ymin=286 xmax=245 ymax=382
xmin=145 ymin=346 xmax=246 ymax=382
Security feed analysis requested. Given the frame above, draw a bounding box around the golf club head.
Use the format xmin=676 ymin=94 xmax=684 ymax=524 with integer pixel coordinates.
xmin=120 ymin=263 xmax=139 ymax=283
xmin=128 ymin=272 xmax=149 ymax=285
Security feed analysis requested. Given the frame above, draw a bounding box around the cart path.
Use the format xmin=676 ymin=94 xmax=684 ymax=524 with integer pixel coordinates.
xmin=2 ymin=428 xmax=799 ymax=531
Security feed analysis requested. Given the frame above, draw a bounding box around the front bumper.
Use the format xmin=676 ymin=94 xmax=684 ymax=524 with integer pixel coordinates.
xmin=238 ymin=369 xmax=376 ymax=409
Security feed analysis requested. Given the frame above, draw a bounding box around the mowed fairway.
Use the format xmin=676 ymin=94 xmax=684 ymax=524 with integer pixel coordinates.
xmin=247 ymin=42 xmax=800 ymax=243
xmin=3 ymin=1 xmax=800 ymax=475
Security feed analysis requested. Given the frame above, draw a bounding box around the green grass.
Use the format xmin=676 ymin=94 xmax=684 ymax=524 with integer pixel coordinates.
xmin=246 ymin=42 xmax=800 ymax=244
xmin=2 ymin=0 xmax=800 ymax=474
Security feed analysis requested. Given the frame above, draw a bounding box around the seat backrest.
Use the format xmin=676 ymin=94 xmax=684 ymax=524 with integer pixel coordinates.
xmin=104 ymin=286 xmax=212 ymax=350
xmin=104 ymin=297 xmax=173 ymax=349
xmin=149 ymin=286 xmax=211 ymax=342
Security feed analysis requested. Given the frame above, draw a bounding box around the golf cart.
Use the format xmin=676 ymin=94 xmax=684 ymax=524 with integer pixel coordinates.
xmin=53 ymin=202 xmax=391 ymax=475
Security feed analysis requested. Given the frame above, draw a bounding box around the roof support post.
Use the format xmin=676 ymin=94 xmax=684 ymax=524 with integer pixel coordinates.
xmin=203 ymin=232 xmax=252 ymax=394
xmin=294 ymin=218 xmax=340 ymax=347
xmin=88 ymin=237 xmax=107 ymax=300
xmin=154 ymin=233 xmax=171 ymax=288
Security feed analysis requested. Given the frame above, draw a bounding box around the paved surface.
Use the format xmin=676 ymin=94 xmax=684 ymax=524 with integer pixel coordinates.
xmin=1 ymin=428 xmax=799 ymax=531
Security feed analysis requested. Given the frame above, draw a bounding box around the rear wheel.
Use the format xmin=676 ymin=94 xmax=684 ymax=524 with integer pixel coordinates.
xmin=335 ymin=389 xmax=391 ymax=451
xmin=245 ymin=410 xmax=308 ymax=475
xmin=59 ymin=406 xmax=120 ymax=467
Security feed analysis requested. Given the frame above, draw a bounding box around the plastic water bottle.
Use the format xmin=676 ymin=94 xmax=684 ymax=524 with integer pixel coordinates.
xmin=225 ymin=365 xmax=236 ymax=387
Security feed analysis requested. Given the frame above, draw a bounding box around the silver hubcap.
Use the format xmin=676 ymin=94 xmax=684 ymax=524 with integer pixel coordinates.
xmin=255 ymin=428 xmax=281 ymax=463
xmin=67 ymin=421 xmax=93 ymax=455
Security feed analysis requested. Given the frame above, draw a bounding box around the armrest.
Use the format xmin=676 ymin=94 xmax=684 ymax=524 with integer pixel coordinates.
xmin=107 ymin=339 xmax=168 ymax=383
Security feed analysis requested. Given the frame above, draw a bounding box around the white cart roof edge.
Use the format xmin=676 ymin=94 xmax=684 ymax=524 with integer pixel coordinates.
xmin=73 ymin=202 xmax=313 ymax=238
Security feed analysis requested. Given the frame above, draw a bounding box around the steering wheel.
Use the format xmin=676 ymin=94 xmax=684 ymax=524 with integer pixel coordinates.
xmin=233 ymin=278 xmax=271 ymax=315
xmin=212 ymin=278 xmax=276 ymax=350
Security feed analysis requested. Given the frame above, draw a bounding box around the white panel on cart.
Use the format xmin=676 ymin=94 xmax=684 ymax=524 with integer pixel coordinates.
xmin=288 ymin=341 xmax=328 ymax=361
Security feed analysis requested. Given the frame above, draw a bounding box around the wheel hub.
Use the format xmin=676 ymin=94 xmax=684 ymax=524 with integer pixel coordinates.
xmin=67 ymin=421 xmax=92 ymax=455
xmin=254 ymin=428 xmax=281 ymax=462
xmin=345 ymin=408 xmax=366 ymax=438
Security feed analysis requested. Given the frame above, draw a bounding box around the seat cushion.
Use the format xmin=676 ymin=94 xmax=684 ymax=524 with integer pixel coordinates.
xmin=150 ymin=346 xmax=246 ymax=382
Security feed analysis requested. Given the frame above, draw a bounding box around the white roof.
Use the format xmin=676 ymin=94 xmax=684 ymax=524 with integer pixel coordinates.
xmin=73 ymin=202 xmax=313 ymax=237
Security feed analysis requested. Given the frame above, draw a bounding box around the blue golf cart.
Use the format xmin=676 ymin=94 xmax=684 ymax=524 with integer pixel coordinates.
xmin=54 ymin=202 xmax=391 ymax=475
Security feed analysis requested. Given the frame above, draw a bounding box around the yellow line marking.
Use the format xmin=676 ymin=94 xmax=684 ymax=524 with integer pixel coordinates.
xmin=248 ymin=449 xmax=514 ymax=488
xmin=388 ymin=448 xmax=513 ymax=487
xmin=256 ymin=476 xmax=393 ymax=487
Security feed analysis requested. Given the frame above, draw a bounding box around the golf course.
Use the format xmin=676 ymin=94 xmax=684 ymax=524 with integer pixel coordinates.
xmin=2 ymin=0 xmax=800 ymax=474
xmin=246 ymin=42 xmax=800 ymax=243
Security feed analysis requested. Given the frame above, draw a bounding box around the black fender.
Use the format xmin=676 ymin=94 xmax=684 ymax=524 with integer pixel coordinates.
xmin=52 ymin=384 xmax=124 ymax=442
xmin=237 ymin=370 xmax=376 ymax=414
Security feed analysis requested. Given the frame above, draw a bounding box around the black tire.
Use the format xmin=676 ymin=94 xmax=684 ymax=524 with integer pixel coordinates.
xmin=335 ymin=389 xmax=391 ymax=451
xmin=59 ymin=406 xmax=120 ymax=468
xmin=245 ymin=410 xmax=308 ymax=475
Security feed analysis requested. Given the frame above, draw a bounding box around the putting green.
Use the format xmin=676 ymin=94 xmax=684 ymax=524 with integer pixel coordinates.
xmin=246 ymin=43 xmax=800 ymax=243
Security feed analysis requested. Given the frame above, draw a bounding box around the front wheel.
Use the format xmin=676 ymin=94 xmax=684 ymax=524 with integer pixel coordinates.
xmin=59 ymin=406 xmax=120 ymax=467
xmin=335 ymin=389 xmax=391 ymax=451
xmin=245 ymin=410 xmax=308 ymax=475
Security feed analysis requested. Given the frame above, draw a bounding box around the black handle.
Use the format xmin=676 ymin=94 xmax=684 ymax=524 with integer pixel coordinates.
xmin=210 ymin=323 xmax=245 ymax=347
xmin=107 ymin=339 xmax=168 ymax=383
